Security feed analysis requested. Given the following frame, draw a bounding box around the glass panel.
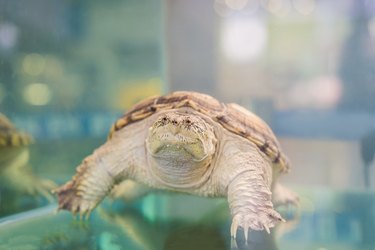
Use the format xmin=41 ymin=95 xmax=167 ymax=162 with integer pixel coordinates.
xmin=1 ymin=190 xmax=374 ymax=249
xmin=1 ymin=0 xmax=375 ymax=249
xmin=0 ymin=0 xmax=165 ymax=216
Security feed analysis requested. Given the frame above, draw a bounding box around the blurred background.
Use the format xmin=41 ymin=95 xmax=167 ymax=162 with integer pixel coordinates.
xmin=1 ymin=0 xmax=375 ymax=249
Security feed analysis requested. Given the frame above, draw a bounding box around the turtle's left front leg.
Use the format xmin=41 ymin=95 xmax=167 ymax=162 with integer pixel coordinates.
xmin=220 ymin=146 xmax=284 ymax=240
xmin=228 ymin=170 xmax=284 ymax=240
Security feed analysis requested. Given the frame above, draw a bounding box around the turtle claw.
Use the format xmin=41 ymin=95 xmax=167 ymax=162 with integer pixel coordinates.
xmin=231 ymin=215 xmax=239 ymax=238
xmin=244 ymin=221 xmax=250 ymax=241
xmin=52 ymin=181 xmax=97 ymax=219
xmin=230 ymin=208 xmax=284 ymax=240
xmin=263 ymin=223 xmax=270 ymax=234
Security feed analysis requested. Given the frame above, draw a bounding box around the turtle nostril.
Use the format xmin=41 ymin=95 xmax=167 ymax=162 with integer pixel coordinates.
xmin=172 ymin=120 xmax=178 ymax=125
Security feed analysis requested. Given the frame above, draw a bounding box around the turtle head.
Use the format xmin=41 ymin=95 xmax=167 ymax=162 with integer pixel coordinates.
xmin=146 ymin=111 xmax=217 ymax=187
xmin=147 ymin=111 xmax=216 ymax=162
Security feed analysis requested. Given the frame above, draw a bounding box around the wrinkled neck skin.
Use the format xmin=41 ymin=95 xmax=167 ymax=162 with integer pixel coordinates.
xmin=146 ymin=146 xmax=215 ymax=189
xmin=145 ymin=110 xmax=217 ymax=189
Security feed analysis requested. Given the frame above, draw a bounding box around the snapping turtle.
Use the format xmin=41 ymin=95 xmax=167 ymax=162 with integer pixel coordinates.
xmin=54 ymin=91 xmax=297 ymax=239
xmin=0 ymin=113 xmax=56 ymax=199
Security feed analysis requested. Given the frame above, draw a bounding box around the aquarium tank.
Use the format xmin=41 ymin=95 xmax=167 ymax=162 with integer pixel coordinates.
xmin=0 ymin=0 xmax=375 ymax=249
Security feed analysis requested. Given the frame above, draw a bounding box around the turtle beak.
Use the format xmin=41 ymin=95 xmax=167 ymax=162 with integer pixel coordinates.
xmin=170 ymin=125 xmax=180 ymax=135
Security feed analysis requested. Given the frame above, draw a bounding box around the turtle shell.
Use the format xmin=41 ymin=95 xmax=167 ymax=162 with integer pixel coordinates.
xmin=109 ymin=91 xmax=290 ymax=172
xmin=0 ymin=113 xmax=33 ymax=147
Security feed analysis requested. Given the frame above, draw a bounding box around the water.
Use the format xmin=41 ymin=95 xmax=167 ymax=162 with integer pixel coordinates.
xmin=1 ymin=0 xmax=375 ymax=249
xmin=0 ymin=189 xmax=374 ymax=250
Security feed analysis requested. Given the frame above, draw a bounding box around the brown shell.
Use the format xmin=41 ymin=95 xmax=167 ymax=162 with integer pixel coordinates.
xmin=109 ymin=91 xmax=290 ymax=172
xmin=0 ymin=113 xmax=33 ymax=147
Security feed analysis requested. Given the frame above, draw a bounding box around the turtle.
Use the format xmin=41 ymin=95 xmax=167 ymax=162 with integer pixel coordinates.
xmin=54 ymin=91 xmax=298 ymax=239
xmin=0 ymin=113 xmax=56 ymax=199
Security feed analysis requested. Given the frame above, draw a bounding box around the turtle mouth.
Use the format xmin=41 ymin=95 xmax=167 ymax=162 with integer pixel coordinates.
xmin=146 ymin=133 xmax=208 ymax=162
xmin=146 ymin=112 xmax=217 ymax=189
xmin=146 ymin=132 xmax=214 ymax=189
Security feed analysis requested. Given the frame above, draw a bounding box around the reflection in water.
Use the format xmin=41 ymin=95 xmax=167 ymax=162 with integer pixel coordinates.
xmin=98 ymin=207 xmax=163 ymax=250
xmin=0 ymin=113 xmax=56 ymax=216
xmin=99 ymin=205 xmax=230 ymax=250
xmin=3 ymin=190 xmax=375 ymax=249
xmin=0 ymin=208 xmax=93 ymax=250
xmin=40 ymin=222 xmax=93 ymax=250
xmin=232 ymin=230 xmax=277 ymax=250
xmin=97 ymin=199 xmax=296 ymax=250
xmin=164 ymin=224 xmax=227 ymax=250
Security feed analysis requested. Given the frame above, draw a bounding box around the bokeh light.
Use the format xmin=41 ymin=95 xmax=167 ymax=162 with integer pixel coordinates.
xmin=0 ymin=22 xmax=18 ymax=51
xmin=214 ymin=0 xmax=260 ymax=17
xmin=214 ymin=0 xmax=232 ymax=17
xmin=262 ymin=0 xmax=292 ymax=17
xmin=225 ymin=0 xmax=249 ymax=10
xmin=288 ymin=76 xmax=342 ymax=109
xmin=262 ymin=0 xmax=283 ymax=14
xmin=22 ymin=53 xmax=46 ymax=76
xmin=293 ymin=0 xmax=315 ymax=15
xmin=23 ymin=83 xmax=52 ymax=106
xmin=221 ymin=16 xmax=267 ymax=63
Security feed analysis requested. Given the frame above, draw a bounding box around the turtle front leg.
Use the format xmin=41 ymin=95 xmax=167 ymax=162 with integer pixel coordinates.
xmin=228 ymin=169 xmax=284 ymax=240
xmin=53 ymin=150 xmax=117 ymax=217
xmin=53 ymin=136 xmax=143 ymax=217
xmin=218 ymin=141 xmax=285 ymax=240
xmin=54 ymin=121 xmax=148 ymax=217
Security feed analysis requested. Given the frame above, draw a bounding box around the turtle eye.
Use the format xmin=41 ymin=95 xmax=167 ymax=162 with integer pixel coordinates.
xmin=157 ymin=116 xmax=168 ymax=126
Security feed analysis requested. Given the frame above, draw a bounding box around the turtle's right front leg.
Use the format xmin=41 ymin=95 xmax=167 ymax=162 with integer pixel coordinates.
xmin=54 ymin=121 xmax=149 ymax=217
xmin=54 ymin=154 xmax=114 ymax=217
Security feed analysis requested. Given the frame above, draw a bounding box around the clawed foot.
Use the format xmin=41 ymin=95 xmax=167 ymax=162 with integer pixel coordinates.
xmin=52 ymin=182 xmax=97 ymax=219
xmin=230 ymin=209 xmax=285 ymax=241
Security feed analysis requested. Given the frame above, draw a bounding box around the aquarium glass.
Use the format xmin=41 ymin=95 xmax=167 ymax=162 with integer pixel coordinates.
xmin=1 ymin=0 xmax=375 ymax=249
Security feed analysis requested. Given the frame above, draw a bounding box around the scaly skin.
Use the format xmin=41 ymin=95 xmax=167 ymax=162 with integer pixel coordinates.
xmin=54 ymin=117 xmax=150 ymax=215
xmin=212 ymin=132 xmax=284 ymax=240
xmin=54 ymin=108 xmax=292 ymax=239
